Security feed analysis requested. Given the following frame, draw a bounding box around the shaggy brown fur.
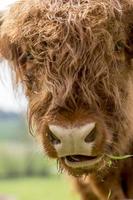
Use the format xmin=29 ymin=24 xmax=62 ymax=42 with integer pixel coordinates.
xmin=0 ymin=0 xmax=133 ymax=199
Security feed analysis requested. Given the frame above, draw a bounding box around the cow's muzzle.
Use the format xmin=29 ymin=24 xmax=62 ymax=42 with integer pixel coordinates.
xmin=47 ymin=123 xmax=103 ymax=168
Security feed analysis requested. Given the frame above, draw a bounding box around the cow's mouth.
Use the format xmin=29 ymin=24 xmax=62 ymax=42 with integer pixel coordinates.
xmin=63 ymin=155 xmax=102 ymax=168
xmin=66 ymin=155 xmax=98 ymax=162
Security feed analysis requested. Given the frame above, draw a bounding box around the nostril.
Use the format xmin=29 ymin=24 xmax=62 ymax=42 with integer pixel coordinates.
xmin=84 ymin=127 xmax=97 ymax=143
xmin=47 ymin=129 xmax=61 ymax=145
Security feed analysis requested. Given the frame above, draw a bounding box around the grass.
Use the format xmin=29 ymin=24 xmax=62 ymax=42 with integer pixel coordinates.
xmin=0 ymin=120 xmax=21 ymax=140
xmin=0 ymin=177 xmax=80 ymax=200
xmin=0 ymin=119 xmax=79 ymax=200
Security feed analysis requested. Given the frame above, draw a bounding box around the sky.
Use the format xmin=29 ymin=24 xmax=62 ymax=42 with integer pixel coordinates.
xmin=0 ymin=0 xmax=16 ymax=10
xmin=0 ymin=0 xmax=27 ymax=112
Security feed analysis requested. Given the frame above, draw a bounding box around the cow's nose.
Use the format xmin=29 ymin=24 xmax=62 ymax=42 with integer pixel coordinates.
xmin=47 ymin=122 xmax=96 ymax=157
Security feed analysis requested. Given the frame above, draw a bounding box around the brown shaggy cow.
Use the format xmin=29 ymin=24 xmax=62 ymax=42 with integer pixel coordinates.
xmin=0 ymin=0 xmax=133 ymax=199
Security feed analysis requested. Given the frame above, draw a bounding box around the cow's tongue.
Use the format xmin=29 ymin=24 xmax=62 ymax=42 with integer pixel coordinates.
xmin=66 ymin=155 xmax=97 ymax=162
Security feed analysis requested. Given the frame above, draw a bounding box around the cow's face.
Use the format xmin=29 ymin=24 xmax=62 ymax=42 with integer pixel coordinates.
xmin=0 ymin=0 xmax=133 ymax=176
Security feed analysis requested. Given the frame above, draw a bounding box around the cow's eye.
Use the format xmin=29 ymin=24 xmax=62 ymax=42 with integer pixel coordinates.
xmin=115 ymin=41 xmax=125 ymax=52
xmin=19 ymin=52 xmax=34 ymax=65
xmin=26 ymin=52 xmax=34 ymax=60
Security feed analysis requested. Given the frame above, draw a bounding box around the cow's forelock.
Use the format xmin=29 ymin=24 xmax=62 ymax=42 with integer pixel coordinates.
xmin=0 ymin=0 xmax=133 ymax=175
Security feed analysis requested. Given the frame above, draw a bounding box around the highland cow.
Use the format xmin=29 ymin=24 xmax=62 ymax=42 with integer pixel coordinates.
xmin=0 ymin=0 xmax=133 ymax=199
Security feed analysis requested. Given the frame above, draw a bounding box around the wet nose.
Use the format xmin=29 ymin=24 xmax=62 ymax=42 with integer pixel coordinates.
xmin=47 ymin=122 xmax=96 ymax=157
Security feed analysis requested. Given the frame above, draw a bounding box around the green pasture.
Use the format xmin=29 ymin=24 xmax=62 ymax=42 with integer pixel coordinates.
xmin=0 ymin=119 xmax=28 ymax=141
xmin=0 ymin=118 xmax=79 ymax=200
xmin=0 ymin=177 xmax=80 ymax=200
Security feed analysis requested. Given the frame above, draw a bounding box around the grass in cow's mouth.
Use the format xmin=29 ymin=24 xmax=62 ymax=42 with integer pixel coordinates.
xmin=106 ymin=154 xmax=133 ymax=160
xmin=107 ymin=189 xmax=112 ymax=200
xmin=106 ymin=154 xmax=133 ymax=167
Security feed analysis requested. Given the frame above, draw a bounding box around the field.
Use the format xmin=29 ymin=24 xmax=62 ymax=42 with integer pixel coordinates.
xmin=0 ymin=116 xmax=80 ymax=200
xmin=0 ymin=177 xmax=80 ymax=200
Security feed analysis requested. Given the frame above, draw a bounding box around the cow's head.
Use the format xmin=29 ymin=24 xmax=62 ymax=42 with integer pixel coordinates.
xmin=0 ymin=0 xmax=133 ymax=176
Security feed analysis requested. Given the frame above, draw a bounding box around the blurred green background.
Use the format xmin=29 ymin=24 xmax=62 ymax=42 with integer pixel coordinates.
xmin=0 ymin=110 xmax=80 ymax=200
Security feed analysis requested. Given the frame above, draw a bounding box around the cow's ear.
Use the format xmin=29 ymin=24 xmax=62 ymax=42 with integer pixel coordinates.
xmin=0 ymin=35 xmax=18 ymax=61
xmin=0 ymin=12 xmax=18 ymax=61
xmin=0 ymin=13 xmax=22 ymax=85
